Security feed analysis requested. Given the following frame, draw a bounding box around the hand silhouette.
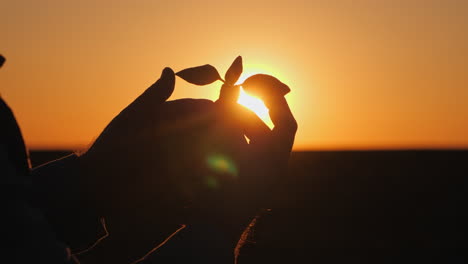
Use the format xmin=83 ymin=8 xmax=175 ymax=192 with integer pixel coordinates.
xmin=73 ymin=67 xmax=297 ymax=263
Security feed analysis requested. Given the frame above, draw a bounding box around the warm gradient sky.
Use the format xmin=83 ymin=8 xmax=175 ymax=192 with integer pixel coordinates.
xmin=1 ymin=0 xmax=467 ymax=150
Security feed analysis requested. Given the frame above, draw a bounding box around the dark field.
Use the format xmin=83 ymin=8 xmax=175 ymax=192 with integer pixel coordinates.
xmin=30 ymin=150 xmax=468 ymax=263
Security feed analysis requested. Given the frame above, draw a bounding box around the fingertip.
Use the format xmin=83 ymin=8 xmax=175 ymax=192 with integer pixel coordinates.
xmin=161 ymin=67 xmax=175 ymax=80
xmin=159 ymin=67 xmax=175 ymax=92
xmin=153 ymin=67 xmax=175 ymax=102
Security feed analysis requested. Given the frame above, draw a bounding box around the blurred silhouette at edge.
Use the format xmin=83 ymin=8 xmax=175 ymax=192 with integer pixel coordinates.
xmin=1 ymin=54 xmax=78 ymax=263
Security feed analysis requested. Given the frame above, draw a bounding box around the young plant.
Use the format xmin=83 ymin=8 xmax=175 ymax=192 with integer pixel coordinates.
xmin=176 ymin=56 xmax=290 ymax=104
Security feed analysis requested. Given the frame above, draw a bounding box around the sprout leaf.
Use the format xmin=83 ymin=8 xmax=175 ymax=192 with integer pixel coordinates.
xmin=176 ymin=64 xmax=222 ymax=85
xmin=224 ymin=56 xmax=243 ymax=86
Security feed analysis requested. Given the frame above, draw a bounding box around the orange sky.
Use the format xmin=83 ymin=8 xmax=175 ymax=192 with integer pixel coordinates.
xmin=1 ymin=0 xmax=467 ymax=150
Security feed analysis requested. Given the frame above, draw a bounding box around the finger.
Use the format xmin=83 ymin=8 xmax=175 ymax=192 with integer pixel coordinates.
xmin=245 ymin=96 xmax=296 ymax=208
xmin=130 ymin=67 xmax=175 ymax=111
xmin=217 ymin=84 xmax=240 ymax=104
xmin=265 ymin=96 xmax=297 ymax=161
xmin=88 ymin=68 xmax=175 ymax=149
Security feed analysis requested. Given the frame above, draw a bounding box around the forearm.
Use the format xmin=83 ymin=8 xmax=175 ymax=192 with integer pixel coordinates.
xmin=31 ymin=154 xmax=106 ymax=253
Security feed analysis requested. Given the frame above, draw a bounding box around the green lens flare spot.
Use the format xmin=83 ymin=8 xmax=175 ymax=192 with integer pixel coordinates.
xmin=206 ymin=154 xmax=238 ymax=178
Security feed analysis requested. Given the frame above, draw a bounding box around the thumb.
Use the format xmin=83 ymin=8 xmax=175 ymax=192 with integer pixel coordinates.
xmin=130 ymin=67 xmax=175 ymax=112
xmin=84 ymin=68 xmax=175 ymax=156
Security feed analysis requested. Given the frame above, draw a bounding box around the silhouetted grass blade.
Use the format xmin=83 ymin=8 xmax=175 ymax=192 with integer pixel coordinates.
xmin=176 ymin=64 xmax=222 ymax=85
xmin=242 ymin=74 xmax=290 ymax=98
xmin=225 ymin=56 xmax=243 ymax=86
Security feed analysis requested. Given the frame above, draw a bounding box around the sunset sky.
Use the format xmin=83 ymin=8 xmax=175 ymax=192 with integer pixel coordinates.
xmin=1 ymin=0 xmax=467 ymax=150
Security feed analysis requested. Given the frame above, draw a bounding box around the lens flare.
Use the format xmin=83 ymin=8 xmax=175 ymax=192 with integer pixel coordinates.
xmin=205 ymin=155 xmax=238 ymax=189
xmin=206 ymin=154 xmax=238 ymax=177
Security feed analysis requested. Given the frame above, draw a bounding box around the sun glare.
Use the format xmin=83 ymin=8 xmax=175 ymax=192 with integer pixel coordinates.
xmin=235 ymin=65 xmax=286 ymax=129
xmin=237 ymin=87 xmax=273 ymax=128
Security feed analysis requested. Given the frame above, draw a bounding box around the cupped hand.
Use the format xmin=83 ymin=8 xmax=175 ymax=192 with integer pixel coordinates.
xmin=78 ymin=67 xmax=297 ymax=262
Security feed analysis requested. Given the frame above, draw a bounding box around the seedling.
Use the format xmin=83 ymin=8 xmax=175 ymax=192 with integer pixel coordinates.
xmin=176 ymin=56 xmax=290 ymax=103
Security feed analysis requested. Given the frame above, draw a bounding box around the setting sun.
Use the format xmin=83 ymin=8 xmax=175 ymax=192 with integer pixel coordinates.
xmin=237 ymin=87 xmax=273 ymax=129
xmin=2 ymin=0 xmax=468 ymax=150
xmin=234 ymin=65 xmax=287 ymax=130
